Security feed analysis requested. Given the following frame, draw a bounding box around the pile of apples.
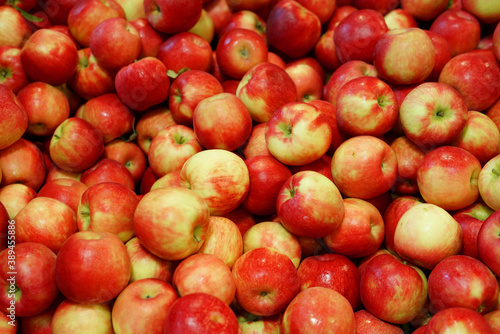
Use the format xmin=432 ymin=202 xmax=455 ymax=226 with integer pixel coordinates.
xmin=1 ymin=0 xmax=500 ymax=332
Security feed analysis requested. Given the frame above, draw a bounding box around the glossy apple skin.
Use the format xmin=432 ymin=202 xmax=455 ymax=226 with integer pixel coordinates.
xmin=125 ymin=237 xmax=175 ymax=283
xmin=0 ymin=6 xmax=32 ymax=48
xmin=454 ymin=203 xmax=494 ymax=259
xmin=383 ymin=8 xmax=418 ymax=30
xmin=102 ymin=139 xmax=147 ymax=184
xmin=424 ymin=30 xmax=452 ymax=82
xmin=143 ymin=0 xmax=202 ymax=34
xmin=295 ymin=0 xmax=337 ymax=24
xmin=314 ymin=29 xmax=341 ymax=72
xmin=360 ymin=253 xmax=428 ymax=324
xmin=0 ymin=184 xmax=37 ymax=220
xmin=52 ymin=299 xmax=114 ymax=333
xmin=130 ymin=18 xmax=164 ymax=59
xmin=478 ymin=210 xmax=500 ymax=277
xmin=37 ymin=178 xmax=88 ymax=214
xmin=281 ymin=287 xmax=356 ymax=333
xmin=220 ymin=9 xmax=267 ymax=42
xmin=242 ymin=123 xmax=272 ymax=159
xmin=80 ymin=158 xmax=136 ymax=191
xmin=399 ymin=0 xmax=448 ymax=21
xmin=297 ymin=253 xmax=361 ymax=311
xmin=390 ymin=136 xmax=425 ymax=195
xmin=355 ymin=309 xmax=404 ymax=334
xmin=0 ymin=46 xmax=30 ymax=94
xmin=425 ymin=307 xmax=495 ymax=334
xmin=135 ymin=107 xmax=176 ymax=154
xmin=112 ymin=278 xmax=178 ymax=334
xmin=55 ymin=231 xmax=131 ymax=304
xmin=479 ymin=155 xmax=500 ymax=211
xmin=0 ymin=84 xmax=28 ymax=150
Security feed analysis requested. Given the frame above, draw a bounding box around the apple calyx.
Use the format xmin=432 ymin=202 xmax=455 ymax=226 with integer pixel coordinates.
xmin=0 ymin=68 xmax=11 ymax=81
xmin=278 ymin=123 xmax=292 ymax=138
xmin=377 ymin=95 xmax=390 ymax=108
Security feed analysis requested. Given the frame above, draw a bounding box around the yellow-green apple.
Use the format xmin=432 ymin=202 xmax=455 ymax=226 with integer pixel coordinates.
xmin=112 ymin=278 xmax=177 ymax=334
xmin=37 ymin=178 xmax=88 ymax=214
xmin=216 ymin=28 xmax=268 ymax=80
xmin=179 ymin=149 xmax=250 ymax=216
xmin=297 ymin=253 xmax=361 ymax=311
xmin=163 ymin=293 xmax=239 ymax=334
xmin=188 ymin=9 xmax=215 ymax=44
xmin=237 ymin=312 xmax=281 ymax=334
xmin=453 ymin=111 xmax=500 ymax=166
xmin=115 ymin=57 xmax=170 ymax=112
xmin=232 ymin=247 xmax=299 ymax=316
xmin=295 ymin=0 xmax=336 ymax=24
xmin=276 ymin=170 xmax=343 ymax=239
xmin=242 ymin=155 xmax=291 ymax=216
xmin=424 ymin=30 xmax=452 ymax=82
xmin=355 ymin=309 xmax=404 ymax=333
xmin=49 ymin=117 xmax=104 ymax=173
xmin=77 ymin=182 xmax=139 ymax=243
xmin=314 ymin=29 xmax=341 ymax=72
xmin=150 ymin=170 xmax=181 ymax=191
xmin=243 ymin=221 xmax=301 ymax=268
xmin=0 ymin=138 xmax=46 ymax=191
xmin=383 ymin=196 xmax=424 ymax=254
xmin=17 ymin=82 xmax=69 ymax=137
xmin=75 ymin=93 xmax=135 ymax=143
xmin=168 ymin=70 xmax=223 ymax=126
xmin=157 ymin=32 xmax=212 ymax=74
xmin=0 ymin=184 xmax=37 ymax=219
xmin=144 ymin=0 xmax=202 ymax=34
xmin=134 ymin=187 xmax=210 ymax=261
xmin=193 ymin=93 xmax=253 ymax=151
xmin=284 ymin=62 xmax=323 ymax=103
xmin=462 ymin=0 xmax=500 ymax=24
xmin=0 ymin=242 xmax=57 ymax=317
xmin=80 ymin=158 xmax=135 ymax=191
xmin=428 ymin=255 xmax=499 ymax=314
xmin=67 ymin=47 xmax=116 ymax=101
xmin=360 ymin=253 xmax=428 ymax=324
xmin=331 ymin=135 xmax=398 ymax=199
xmin=323 ymin=198 xmax=385 ymax=258
xmin=424 ymin=307 xmax=495 ymax=333
xmin=242 ymin=123 xmax=272 ymax=159
xmin=454 ymin=202 xmax=494 ymax=259
xmin=323 ymin=60 xmax=378 ymax=106
xmin=336 ymin=76 xmax=398 ymax=136
xmin=67 ymin=0 xmax=125 ymax=47
xmin=373 ymin=28 xmax=435 ymax=85
xmin=0 ymin=6 xmax=32 ymax=48
xmin=266 ymin=0 xmax=321 ymax=59
xmin=479 ymin=155 xmax=500 ymax=210
xmin=399 ymin=82 xmax=469 ymax=149
xmin=44 ymin=164 xmax=82 ymax=184
xmin=0 ymin=46 xmax=29 ymax=94
xmin=219 ymin=10 xmax=267 ymax=42
xmin=429 ymin=10 xmax=481 ymax=57
xmin=383 ymin=8 xmax=418 ymax=30
xmin=0 ymin=84 xmax=28 ymax=150
xmin=130 ymin=18 xmax=163 ymax=59
xmin=0 ymin=202 xmax=7 ymax=250
xmin=399 ymin=0 xmax=448 ymax=21
xmin=125 ymin=237 xmax=175 ymax=283
xmin=222 ymin=206 xmax=256 ymax=239
xmin=394 ymin=203 xmax=463 ymax=270
xmin=173 ymin=253 xmax=236 ymax=305
xmin=439 ymin=51 xmax=500 ymax=111
xmin=102 ymin=139 xmax=147 ymax=184
xmin=334 ymin=9 xmax=389 ymax=64
xmin=205 ymin=0 xmax=232 ymax=37
xmin=135 ymin=106 xmax=176 ymax=154
xmin=114 ymin=0 xmax=145 ymax=21
xmin=417 ymin=146 xmax=481 ymax=211
xmin=89 ymin=18 xmax=141 ymax=71
xmin=55 ymin=231 xmax=130 ymax=304
xmin=20 ymin=29 xmax=78 ymax=86
xmin=308 ymin=99 xmax=346 ymax=154
xmin=196 ymin=216 xmax=243 ymax=269
xmin=288 ymin=154 xmax=333 ymax=181
xmin=148 ymin=125 xmax=203 ymax=177
xmin=478 ymin=210 xmax=500 ymax=277
xmin=51 ymin=299 xmax=113 ymax=333
xmin=236 ymin=62 xmax=297 ymax=123
xmin=281 ymin=287 xmax=356 ymax=333
xmin=390 ymin=136 xmax=425 ymax=195
xmin=265 ymin=102 xmax=332 ymax=166
xmin=484 ymin=310 xmax=500 ymax=332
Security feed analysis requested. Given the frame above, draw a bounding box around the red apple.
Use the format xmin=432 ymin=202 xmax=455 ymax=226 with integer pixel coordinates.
xmin=355 ymin=309 xmax=404 ymax=333
xmin=0 ymin=46 xmax=29 ymax=94
xmin=51 ymin=299 xmax=113 ymax=333
xmin=222 ymin=207 xmax=256 ymax=239
xmin=314 ymin=29 xmax=342 ymax=72
xmin=479 ymin=155 xmax=500 ymax=211
xmin=143 ymin=0 xmax=202 ymax=34
xmin=130 ymin=18 xmax=164 ymax=59
xmin=454 ymin=202 xmax=494 ymax=259
xmin=0 ymin=6 xmax=32 ymax=48
xmin=37 ymin=178 xmax=88 ymax=214
xmin=150 ymin=170 xmax=181 ymax=191
xmin=288 ymin=154 xmax=333 ymax=181
xmin=390 ymin=136 xmax=425 ymax=195
xmin=478 ymin=210 xmax=500 ymax=277
xmin=242 ymin=122 xmax=272 ymax=159
xmin=0 ymin=202 xmax=8 ymax=250
xmin=80 ymin=158 xmax=135 ymax=191
xmin=135 ymin=106 xmax=177 ymax=154
xmin=285 ymin=61 xmax=323 ymax=103
xmin=125 ymin=237 xmax=175 ymax=283
xmin=205 ymin=0 xmax=232 ymax=37
xmin=424 ymin=30 xmax=452 ymax=82
xmin=384 ymin=9 xmax=418 ymax=30
xmin=102 ymin=139 xmax=147 ymax=184
xmin=0 ymin=184 xmax=37 ymax=220
xmin=400 ymin=0 xmax=448 ymax=21
xmin=425 ymin=307 xmax=495 ymax=333
xmin=220 ymin=10 xmax=267 ymax=42
xmin=0 ymin=83 xmax=28 ymax=150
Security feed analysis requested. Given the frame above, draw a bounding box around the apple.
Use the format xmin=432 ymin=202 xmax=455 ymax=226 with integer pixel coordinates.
xmin=479 ymin=155 xmax=500 ymax=211
xmin=355 ymin=309 xmax=404 ymax=333
xmin=417 ymin=146 xmax=481 ymax=211
xmin=478 ymin=210 xmax=500 ymax=277
xmin=148 ymin=125 xmax=203 ymax=177
xmin=134 ymin=187 xmax=210 ymax=261
xmin=112 ymin=278 xmax=177 ymax=334
xmin=168 ymin=70 xmax=223 ymax=126
xmin=37 ymin=178 xmax=88 ymax=214
xmin=0 ymin=202 xmax=7 ymax=250
xmin=494 ymin=22 xmax=500 ymax=63
xmin=0 ymin=84 xmax=28 ymax=150
xmin=428 ymin=255 xmax=499 ymax=314
xmin=157 ymin=32 xmax=213 ymax=74
xmin=462 ymin=0 xmax=500 ymax=24
xmin=188 ymin=9 xmax=215 ymax=44
xmin=232 ymin=247 xmax=300 ymax=317
xmin=80 ymin=158 xmax=136 ymax=191
xmin=135 ymin=106 xmax=177 ymax=154
xmin=113 ymin=0 xmax=145 ymax=21
xmin=267 ymin=52 xmax=286 ymax=69
xmin=390 ymin=136 xmax=425 ymax=195
xmin=424 ymin=307 xmax=495 ymax=333
xmin=143 ymin=0 xmax=202 ymax=34
xmin=0 ymin=184 xmax=37 ymax=219
xmin=150 ymin=170 xmax=181 ymax=191
xmin=0 ymin=242 xmax=58 ymax=317
xmin=193 ymin=93 xmax=253 ymax=151
xmin=331 ymin=135 xmax=398 ymax=199
xmin=424 ymin=30 xmax=453 ymax=82
xmin=288 ymin=154 xmax=333 ymax=181
xmin=44 ymin=164 xmax=82 ymax=184
xmin=285 ymin=62 xmax=323 ymax=103
xmin=266 ymin=0 xmax=321 ymax=59
xmin=314 ymin=29 xmax=342 ymax=72
xmin=195 ymin=216 xmax=243 ymax=270
xmin=125 ymin=237 xmax=175 ymax=283
xmin=179 ymin=149 xmax=250 ymax=216
xmin=242 ymin=123 xmax=272 ymax=159
xmin=216 ymin=28 xmax=268 ymax=80
xmin=237 ymin=312 xmax=281 ymax=334
xmin=0 ymin=6 xmax=32 ymax=48
xmin=336 ymin=76 xmax=398 ymax=137
xmin=102 ymin=139 xmax=147 ymax=184
xmin=163 ymin=293 xmax=239 ymax=334
xmin=484 ymin=310 xmax=500 ymax=333
xmin=0 ymin=46 xmax=30 ymax=94
xmin=205 ymin=0 xmax=232 ymax=37
xmin=236 ymin=62 xmax=297 ymax=123
xmin=55 ymin=231 xmax=130 ymax=304
xmin=352 ymin=0 xmax=398 ymax=14
xmin=51 ymin=299 xmax=113 ymax=333
xmin=360 ymin=253 xmax=428 ymax=324
xmin=219 ymin=10 xmax=267 ymax=42
xmin=399 ymin=82 xmax=469 ymax=149
xmin=130 ymin=18 xmax=164 ymax=59
xmin=383 ymin=8 xmax=418 ymax=30
xmin=399 ymin=0 xmax=448 ymax=21
xmin=16 ymin=296 xmax=62 ymax=333
xmin=281 ymin=287 xmax=356 ymax=333
xmin=222 ymin=207 xmax=256 ymax=239
xmin=394 ymin=203 xmax=463 ymax=270
xmin=454 ymin=202 xmax=494 ymax=259
xmin=328 ymin=5 xmax=358 ymax=29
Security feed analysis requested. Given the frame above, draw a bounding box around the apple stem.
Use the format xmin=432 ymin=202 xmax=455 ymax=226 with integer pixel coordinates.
xmin=492 ymin=168 xmax=499 ymax=178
